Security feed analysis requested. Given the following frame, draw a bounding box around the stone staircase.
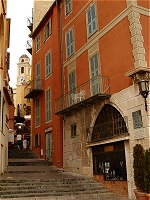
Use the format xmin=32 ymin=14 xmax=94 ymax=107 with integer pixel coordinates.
xmin=0 ymin=148 xmax=122 ymax=199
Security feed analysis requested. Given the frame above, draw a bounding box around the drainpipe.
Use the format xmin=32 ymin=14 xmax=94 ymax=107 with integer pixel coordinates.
xmin=1 ymin=0 xmax=6 ymax=15
xmin=59 ymin=3 xmax=65 ymax=169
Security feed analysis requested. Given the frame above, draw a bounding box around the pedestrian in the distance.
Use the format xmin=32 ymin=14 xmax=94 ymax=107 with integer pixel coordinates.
xmin=22 ymin=133 xmax=27 ymax=150
xmin=17 ymin=132 xmax=22 ymax=150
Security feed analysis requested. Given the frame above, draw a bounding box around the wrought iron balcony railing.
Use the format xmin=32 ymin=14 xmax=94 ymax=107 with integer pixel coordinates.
xmin=24 ymin=79 xmax=44 ymax=99
xmin=27 ymin=17 xmax=33 ymax=31
xmin=86 ymin=116 xmax=128 ymax=144
xmin=55 ymin=75 xmax=110 ymax=115
xmin=26 ymin=40 xmax=32 ymax=55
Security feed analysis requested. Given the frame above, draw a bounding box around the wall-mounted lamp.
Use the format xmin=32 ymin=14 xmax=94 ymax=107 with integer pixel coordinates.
xmin=138 ymin=80 xmax=149 ymax=111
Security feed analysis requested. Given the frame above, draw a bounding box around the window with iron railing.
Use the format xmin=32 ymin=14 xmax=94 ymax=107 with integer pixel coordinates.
xmin=91 ymin=105 xmax=128 ymax=142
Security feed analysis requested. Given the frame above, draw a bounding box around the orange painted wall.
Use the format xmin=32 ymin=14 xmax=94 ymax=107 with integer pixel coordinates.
xmin=140 ymin=15 xmax=150 ymax=66
xmin=31 ymin=5 xmax=63 ymax=168
xmin=61 ymin=1 xmax=133 ymax=95
xmin=99 ymin=18 xmax=134 ymax=94
xmin=137 ymin=0 xmax=150 ymax=9
xmin=97 ymin=0 xmax=126 ymax=30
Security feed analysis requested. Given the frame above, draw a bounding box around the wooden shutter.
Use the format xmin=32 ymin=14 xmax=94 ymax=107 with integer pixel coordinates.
xmin=44 ymin=26 xmax=46 ymax=41
xmin=49 ymin=18 xmax=52 ymax=35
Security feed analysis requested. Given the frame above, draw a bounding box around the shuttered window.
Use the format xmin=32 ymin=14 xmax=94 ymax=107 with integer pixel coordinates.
xmin=36 ymin=34 xmax=40 ymax=51
xmin=65 ymin=0 xmax=72 ymax=15
xmin=66 ymin=29 xmax=74 ymax=58
xmin=46 ymin=89 xmax=51 ymax=122
xmin=36 ymin=63 xmax=40 ymax=89
xmin=35 ymin=98 xmax=40 ymax=126
xmin=69 ymin=71 xmax=75 ymax=105
xmin=90 ymin=54 xmax=100 ymax=95
xmin=44 ymin=18 xmax=52 ymax=41
xmin=86 ymin=4 xmax=97 ymax=37
xmin=45 ymin=52 xmax=51 ymax=77
xmin=33 ymin=134 xmax=41 ymax=147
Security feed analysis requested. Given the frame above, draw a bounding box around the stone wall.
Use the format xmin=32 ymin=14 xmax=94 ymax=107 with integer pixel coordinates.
xmin=63 ymin=84 xmax=150 ymax=199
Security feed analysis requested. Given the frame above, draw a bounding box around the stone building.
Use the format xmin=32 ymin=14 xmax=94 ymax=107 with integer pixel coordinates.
xmin=55 ymin=0 xmax=150 ymax=199
xmin=25 ymin=0 xmax=150 ymax=199
xmin=0 ymin=0 xmax=13 ymax=174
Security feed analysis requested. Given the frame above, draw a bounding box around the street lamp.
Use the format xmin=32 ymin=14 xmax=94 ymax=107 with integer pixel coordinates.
xmin=138 ymin=80 xmax=149 ymax=111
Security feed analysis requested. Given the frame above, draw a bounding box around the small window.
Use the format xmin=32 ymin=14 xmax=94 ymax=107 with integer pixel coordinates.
xmin=45 ymin=89 xmax=51 ymax=122
xmin=86 ymin=4 xmax=97 ymax=37
xmin=66 ymin=28 xmax=74 ymax=58
xmin=45 ymin=52 xmax=51 ymax=77
xmin=34 ymin=134 xmax=41 ymax=147
xmin=65 ymin=0 xmax=72 ymax=15
xmin=44 ymin=18 xmax=52 ymax=41
xmin=35 ymin=98 xmax=40 ymax=126
xmin=36 ymin=34 xmax=40 ymax=52
xmin=21 ymin=67 xmax=24 ymax=74
xmin=71 ymin=124 xmax=76 ymax=138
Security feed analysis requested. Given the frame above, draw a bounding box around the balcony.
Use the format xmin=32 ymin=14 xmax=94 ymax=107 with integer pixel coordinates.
xmin=27 ymin=17 xmax=33 ymax=31
xmin=55 ymin=75 xmax=110 ymax=115
xmin=24 ymin=79 xmax=44 ymax=99
xmin=26 ymin=40 xmax=32 ymax=55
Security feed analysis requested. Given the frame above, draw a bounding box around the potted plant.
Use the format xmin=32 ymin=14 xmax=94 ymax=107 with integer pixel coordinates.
xmin=133 ymin=144 xmax=147 ymax=200
xmin=144 ymin=149 xmax=150 ymax=200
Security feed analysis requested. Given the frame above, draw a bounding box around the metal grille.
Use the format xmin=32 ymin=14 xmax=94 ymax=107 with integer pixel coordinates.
xmin=91 ymin=105 xmax=128 ymax=142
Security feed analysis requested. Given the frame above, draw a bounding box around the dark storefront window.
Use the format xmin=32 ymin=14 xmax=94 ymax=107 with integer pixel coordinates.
xmin=93 ymin=141 xmax=127 ymax=181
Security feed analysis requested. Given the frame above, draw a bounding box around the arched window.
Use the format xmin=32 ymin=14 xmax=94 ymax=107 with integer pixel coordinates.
xmin=21 ymin=67 xmax=24 ymax=74
xmin=92 ymin=104 xmax=128 ymax=142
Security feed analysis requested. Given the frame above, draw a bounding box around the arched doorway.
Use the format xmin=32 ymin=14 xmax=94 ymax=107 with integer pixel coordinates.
xmin=92 ymin=104 xmax=128 ymax=181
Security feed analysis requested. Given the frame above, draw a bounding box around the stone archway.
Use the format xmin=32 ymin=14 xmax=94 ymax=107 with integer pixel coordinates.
xmin=91 ymin=104 xmax=128 ymax=195
xmin=92 ymin=104 xmax=128 ymax=142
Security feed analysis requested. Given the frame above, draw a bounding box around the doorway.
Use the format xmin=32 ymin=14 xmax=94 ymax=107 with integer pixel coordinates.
xmin=45 ymin=131 xmax=52 ymax=160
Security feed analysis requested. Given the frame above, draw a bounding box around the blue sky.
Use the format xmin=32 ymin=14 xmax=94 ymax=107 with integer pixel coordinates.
xmin=7 ymin=0 xmax=33 ymax=88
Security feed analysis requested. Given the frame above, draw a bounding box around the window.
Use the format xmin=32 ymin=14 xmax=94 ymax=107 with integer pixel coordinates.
xmin=45 ymin=89 xmax=51 ymax=122
xmin=36 ymin=63 xmax=40 ymax=89
xmin=93 ymin=142 xmax=127 ymax=181
xmin=65 ymin=0 xmax=72 ymax=15
xmin=66 ymin=29 xmax=74 ymax=58
xmin=45 ymin=52 xmax=51 ymax=77
xmin=35 ymin=98 xmax=40 ymax=126
xmin=86 ymin=4 xmax=97 ymax=37
xmin=90 ymin=54 xmax=100 ymax=95
xmin=33 ymin=134 xmax=40 ymax=147
xmin=36 ymin=34 xmax=40 ymax=52
xmin=69 ymin=71 xmax=75 ymax=105
xmin=21 ymin=67 xmax=24 ymax=74
xmin=44 ymin=18 xmax=52 ymax=41
xmin=71 ymin=124 xmax=76 ymax=138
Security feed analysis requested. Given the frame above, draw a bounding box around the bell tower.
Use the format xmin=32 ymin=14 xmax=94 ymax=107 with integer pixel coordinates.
xmin=17 ymin=54 xmax=31 ymax=85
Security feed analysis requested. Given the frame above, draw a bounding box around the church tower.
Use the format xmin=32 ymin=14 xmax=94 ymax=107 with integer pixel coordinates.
xmin=15 ymin=54 xmax=32 ymax=118
xmin=17 ymin=54 xmax=31 ymax=85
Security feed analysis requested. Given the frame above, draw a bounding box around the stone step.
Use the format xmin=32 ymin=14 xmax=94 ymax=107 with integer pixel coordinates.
xmin=0 ymin=177 xmax=99 ymax=184
xmin=8 ymin=149 xmax=39 ymax=159
xmin=0 ymin=189 xmax=110 ymax=199
xmin=0 ymin=183 xmax=103 ymax=190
